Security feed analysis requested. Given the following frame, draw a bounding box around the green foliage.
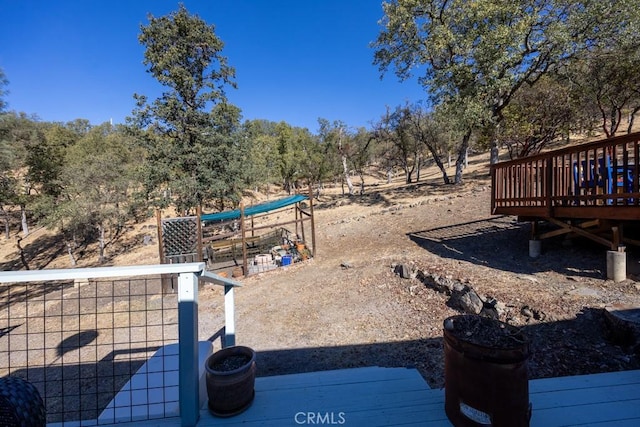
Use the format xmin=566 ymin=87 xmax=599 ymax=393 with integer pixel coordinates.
xmin=65 ymin=126 xmax=134 ymax=219
xmin=560 ymin=42 xmax=640 ymax=137
xmin=132 ymin=4 xmax=240 ymax=213
xmin=403 ymin=103 xmax=454 ymax=184
xmin=373 ymin=0 xmax=640 ymax=168
xmin=499 ymin=76 xmax=575 ymax=158
xmin=316 ymin=119 xmax=352 ymax=188
xmin=242 ymin=119 xmax=282 ymax=190
xmin=373 ymin=104 xmax=424 ymax=184
xmin=29 ymin=123 xmax=144 ymax=262
xmin=27 ymin=123 xmax=78 ymax=199
xmin=274 ymin=122 xmax=311 ymax=193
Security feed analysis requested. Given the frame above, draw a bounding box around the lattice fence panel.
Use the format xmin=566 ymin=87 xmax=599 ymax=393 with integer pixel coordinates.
xmin=161 ymin=217 xmax=199 ymax=259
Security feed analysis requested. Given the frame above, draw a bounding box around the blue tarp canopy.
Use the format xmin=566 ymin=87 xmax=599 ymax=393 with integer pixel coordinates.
xmin=201 ymin=194 xmax=308 ymax=223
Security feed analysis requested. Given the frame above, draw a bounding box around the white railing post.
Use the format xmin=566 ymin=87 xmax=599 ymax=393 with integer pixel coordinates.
xmin=178 ymin=271 xmax=200 ymax=427
xmin=199 ymin=271 xmax=241 ymax=348
xmin=224 ymin=284 xmax=236 ymax=347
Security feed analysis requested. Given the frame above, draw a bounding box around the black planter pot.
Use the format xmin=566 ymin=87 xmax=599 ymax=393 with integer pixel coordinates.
xmin=205 ymin=345 xmax=256 ymax=417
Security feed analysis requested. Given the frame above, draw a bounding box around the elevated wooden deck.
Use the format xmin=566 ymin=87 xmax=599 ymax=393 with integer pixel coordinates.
xmin=108 ymin=367 xmax=640 ymax=427
xmin=491 ymin=132 xmax=640 ymax=248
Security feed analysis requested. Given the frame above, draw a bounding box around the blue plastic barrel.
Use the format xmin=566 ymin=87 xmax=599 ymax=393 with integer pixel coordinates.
xmin=281 ymin=255 xmax=292 ymax=266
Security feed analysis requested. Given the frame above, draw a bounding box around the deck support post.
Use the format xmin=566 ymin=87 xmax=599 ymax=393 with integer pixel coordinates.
xmin=529 ymin=239 xmax=542 ymax=258
xmin=606 ymin=247 xmax=626 ymax=282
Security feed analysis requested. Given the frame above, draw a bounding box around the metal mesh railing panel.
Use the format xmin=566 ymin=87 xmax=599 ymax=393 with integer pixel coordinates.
xmin=0 ymin=277 xmax=178 ymax=425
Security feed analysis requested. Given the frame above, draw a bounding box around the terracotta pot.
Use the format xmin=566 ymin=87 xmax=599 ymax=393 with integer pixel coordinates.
xmin=205 ymin=346 xmax=256 ymax=417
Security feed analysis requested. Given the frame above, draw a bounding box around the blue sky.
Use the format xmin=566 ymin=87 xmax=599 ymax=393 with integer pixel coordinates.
xmin=0 ymin=1 xmax=424 ymax=133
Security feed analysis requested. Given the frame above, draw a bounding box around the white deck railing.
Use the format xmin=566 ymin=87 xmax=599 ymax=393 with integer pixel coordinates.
xmin=0 ymin=263 xmax=240 ymax=427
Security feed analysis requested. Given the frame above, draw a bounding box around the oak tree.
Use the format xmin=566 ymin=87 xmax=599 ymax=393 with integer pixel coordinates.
xmin=373 ymin=0 xmax=639 ymax=174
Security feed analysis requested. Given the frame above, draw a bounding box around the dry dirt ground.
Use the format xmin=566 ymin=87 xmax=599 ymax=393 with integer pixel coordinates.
xmin=3 ymin=156 xmax=640 ymax=389
xmin=198 ymin=163 xmax=640 ymax=388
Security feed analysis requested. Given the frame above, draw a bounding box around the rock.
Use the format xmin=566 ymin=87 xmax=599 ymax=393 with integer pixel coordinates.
xmin=143 ymin=235 xmax=154 ymax=246
xmin=495 ymin=301 xmax=507 ymax=317
xmin=416 ymin=271 xmax=452 ymax=295
xmin=603 ymin=305 xmax=640 ymax=353
xmin=521 ymin=306 xmax=534 ymax=318
xmin=480 ymin=305 xmax=499 ymax=319
xmin=533 ymin=309 xmax=546 ymax=321
xmin=455 ymin=286 xmax=484 ymax=315
xmin=481 ymin=297 xmax=500 ymax=319
xmin=340 ymin=261 xmax=353 ymax=269
xmin=394 ymin=264 xmax=415 ymax=279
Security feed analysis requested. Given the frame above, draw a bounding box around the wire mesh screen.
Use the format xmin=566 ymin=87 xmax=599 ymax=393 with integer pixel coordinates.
xmin=161 ymin=217 xmax=199 ymax=263
xmin=0 ymin=277 xmax=178 ymax=425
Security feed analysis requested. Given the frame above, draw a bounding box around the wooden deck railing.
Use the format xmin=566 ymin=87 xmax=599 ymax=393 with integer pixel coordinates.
xmin=491 ymin=132 xmax=640 ymax=221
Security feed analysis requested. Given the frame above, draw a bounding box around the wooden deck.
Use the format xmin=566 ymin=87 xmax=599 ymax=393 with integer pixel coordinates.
xmin=109 ymin=367 xmax=640 ymax=427
xmin=491 ymin=132 xmax=640 ymax=249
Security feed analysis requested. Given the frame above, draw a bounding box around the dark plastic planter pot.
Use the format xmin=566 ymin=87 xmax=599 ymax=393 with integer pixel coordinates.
xmin=205 ymin=345 xmax=256 ymax=417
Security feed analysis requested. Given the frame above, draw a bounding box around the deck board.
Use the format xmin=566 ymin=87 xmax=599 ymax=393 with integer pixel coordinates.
xmin=198 ymin=367 xmax=434 ymax=427
xmin=198 ymin=368 xmax=640 ymax=427
xmin=94 ymin=368 xmax=640 ymax=427
xmin=530 ymin=369 xmax=640 ymax=393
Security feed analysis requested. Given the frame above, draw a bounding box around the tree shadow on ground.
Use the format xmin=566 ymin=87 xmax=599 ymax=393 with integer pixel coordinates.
xmin=314 ymin=180 xmax=465 ymax=211
xmin=0 ymin=234 xmax=66 ymax=271
xmin=0 ymin=280 xmax=74 ymax=311
xmin=407 ymin=215 xmax=629 ymax=279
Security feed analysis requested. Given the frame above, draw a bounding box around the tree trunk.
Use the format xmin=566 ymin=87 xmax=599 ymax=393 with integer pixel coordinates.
xmin=20 ymin=204 xmax=29 ymax=237
xmin=341 ymin=154 xmax=354 ymax=195
xmin=404 ymin=161 xmax=415 ymax=184
xmin=98 ymin=224 xmax=106 ymax=263
xmin=67 ymin=241 xmax=77 ymax=267
xmin=465 ymin=146 xmax=469 ymax=169
xmin=387 ymin=167 xmax=392 ymax=184
xmin=627 ymin=105 xmax=640 ymax=134
xmin=433 ymin=156 xmax=451 ymax=184
xmin=337 ymin=128 xmax=354 ymax=196
xmin=454 ymin=130 xmax=472 ymax=184
xmin=1 ymin=207 xmax=9 ymax=240
xmin=425 ymin=148 xmax=451 ymax=184
xmin=490 ymin=140 xmax=499 ymax=165
xmin=16 ymin=236 xmax=30 ymax=270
